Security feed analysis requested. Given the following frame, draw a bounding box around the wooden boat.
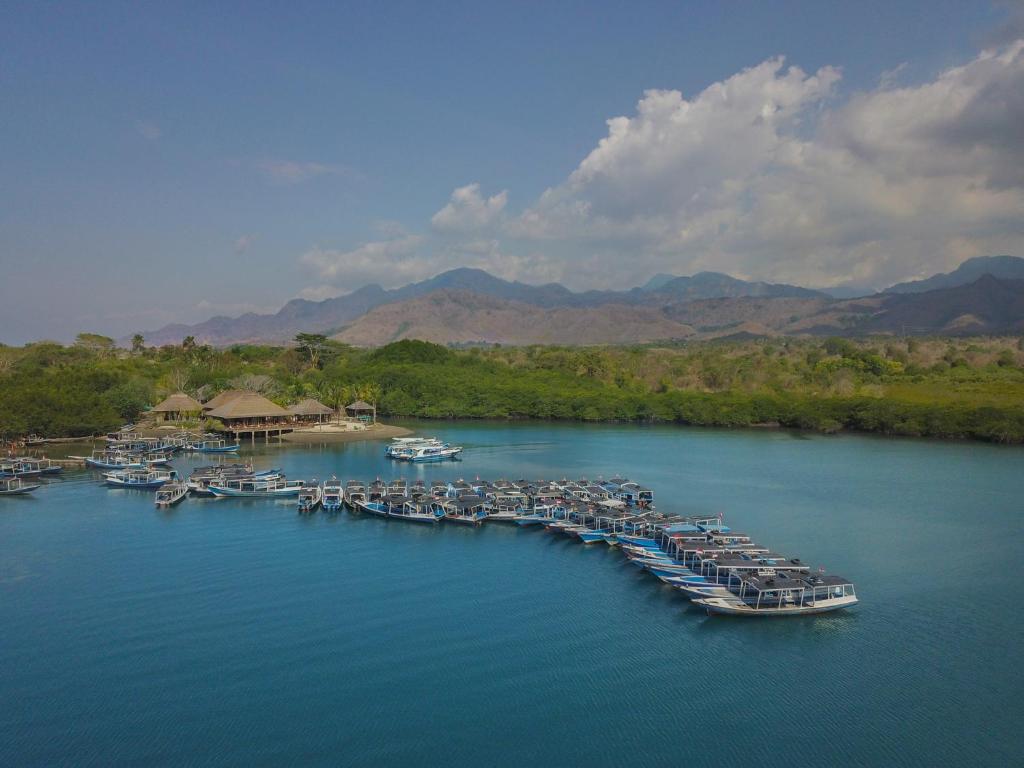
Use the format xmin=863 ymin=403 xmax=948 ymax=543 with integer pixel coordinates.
xmin=0 ymin=477 xmax=40 ymax=495
xmin=187 ymin=438 xmax=240 ymax=453
xmin=389 ymin=498 xmax=445 ymax=523
xmin=207 ymin=478 xmax=304 ymax=498
xmin=104 ymin=468 xmax=176 ymax=489
xmin=353 ymin=498 xmax=390 ymax=517
xmin=435 ymin=497 xmax=487 ymax=525
xmin=693 ymin=571 xmax=858 ymax=616
xmin=155 ymin=482 xmax=189 ymax=507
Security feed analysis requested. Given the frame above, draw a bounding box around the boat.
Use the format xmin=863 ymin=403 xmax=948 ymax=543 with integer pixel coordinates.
xmin=322 ymin=477 xmax=344 ymax=511
xmin=155 ymin=482 xmax=189 ymax=508
xmin=485 ymin=491 xmax=529 ymax=522
xmin=207 ymin=477 xmax=304 ymax=497
xmin=385 ymin=437 xmax=443 ymax=458
xmin=401 ymin=444 xmax=463 ymax=462
xmin=389 ymin=498 xmax=445 ymax=523
xmin=104 ymin=468 xmax=177 ymax=489
xmin=0 ymin=477 xmax=40 ymax=495
xmin=435 ymin=497 xmax=488 ymax=525
xmin=73 ymin=450 xmax=148 ymax=471
xmin=353 ymin=498 xmax=390 ymax=517
xmin=187 ymin=438 xmax=240 ymax=453
xmin=345 ymin=480 xmax=366 ymax=508
xmin=6 ymin=457 xmax=64 ymax=476
xmin=298 ymin=482 xmax=323 ymax=512
xmin=693 ymin=571 xmax=858 ymax=616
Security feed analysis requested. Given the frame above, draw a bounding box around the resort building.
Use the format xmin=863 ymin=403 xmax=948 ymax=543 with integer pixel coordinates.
xmin=289 ymin=398 xmax=335 ymax=425
xmin=202 ymin=389 xmax=249 ymax=412
xmin=150 ymin=392 xmax=203 ymax=423
xmin=205 ymin=391 xmax=293 ymax=442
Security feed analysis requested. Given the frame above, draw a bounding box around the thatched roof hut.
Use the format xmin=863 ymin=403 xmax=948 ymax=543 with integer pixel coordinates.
xmin=202 ymin=389 xmax=247 ymax=411
xmin=206 ymin=392 xmax=292 ymax=423
xmin=151 ymin=392 xmax=203 ymax=421
xmin=345 ymin=399 xmax=376 ymax=423
xmin=289 ymin=398 xmax=335 ymax=423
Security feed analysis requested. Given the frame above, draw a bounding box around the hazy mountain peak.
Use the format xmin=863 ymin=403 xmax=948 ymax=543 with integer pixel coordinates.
xmin=885 ymin=255 xmax=1024 ymax=294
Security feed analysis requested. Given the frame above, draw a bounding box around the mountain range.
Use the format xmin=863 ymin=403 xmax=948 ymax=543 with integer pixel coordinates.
xmin=141 ymin=256 xmax=1024 ymax=347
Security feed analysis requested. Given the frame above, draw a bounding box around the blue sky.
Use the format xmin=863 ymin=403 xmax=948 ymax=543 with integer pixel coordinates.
xmin=2 ymin=1 xmax=1022 ymax=343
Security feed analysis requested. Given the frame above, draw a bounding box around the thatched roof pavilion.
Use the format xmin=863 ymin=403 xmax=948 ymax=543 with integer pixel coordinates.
xmin=345 ymin=399 xmax=376 ymax=423
xmin=206 ymin=392 xmax=292 ymax=423
xmin=289 ymin=398 xmax=335 ymax=423
xmin=151 ymin=392 xmax=203 ymax=422
xmin=202 ymin=389 xmax=247 ymax=411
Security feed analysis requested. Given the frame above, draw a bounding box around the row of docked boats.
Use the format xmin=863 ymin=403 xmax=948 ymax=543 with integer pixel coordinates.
xmin=286 ymin=475 xmax=855 ymax=616
xmin=74 ymin=452 xmax=858 ymax=616
xmin=384 ymin=437 xmax=463 ymax=462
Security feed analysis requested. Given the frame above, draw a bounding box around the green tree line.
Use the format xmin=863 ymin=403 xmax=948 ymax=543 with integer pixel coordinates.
xmin=1 ymin=333 xmax=1022 ymax=443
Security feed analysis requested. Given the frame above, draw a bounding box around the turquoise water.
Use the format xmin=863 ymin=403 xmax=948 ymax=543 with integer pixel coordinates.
xmin=1 ymin=422 xmax=1022 ymax=767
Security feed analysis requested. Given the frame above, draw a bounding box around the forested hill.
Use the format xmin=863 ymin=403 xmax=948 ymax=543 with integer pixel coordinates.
xmin=2 ymin=336 xmax=1023 ymax=444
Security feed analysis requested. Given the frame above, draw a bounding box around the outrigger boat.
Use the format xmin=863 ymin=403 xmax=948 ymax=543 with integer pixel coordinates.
xmin=73 ymin=450 xmax=148 ymax=471
xmin=353 ymin=498 xmax=390 ymax=517
xmin=390 ymin=497 xmax=446 ymax=523
xmin=693 ymin=571 xmax=858 ymax=616
xmin=186 ymin=437 xmax=240 ymax=453
xmin=155 ymin=482 xmax=189 ymax=508
xmin=104 ymin=468 xmax=177 ymax=489
xmin=298 ymin=482 xmax=323 ymax=512
xmin=434 ymin=497 xmax=487 ymax=525
xmin=322 ymin=478 xmax=344 ymax=511
xmin=0 ymin=477 xmax=40 ymax=495
xmin=207 ymin=477 xmax=304 ymax=498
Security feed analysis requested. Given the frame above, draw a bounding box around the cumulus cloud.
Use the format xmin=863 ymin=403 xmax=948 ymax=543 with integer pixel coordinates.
xmin=431 ymin=183 xmax=508 ymax=233
xmin=510 ymin=42 xmax=1024 ymax=288
xmin=300 ymin=234 xmax=426 ymax=284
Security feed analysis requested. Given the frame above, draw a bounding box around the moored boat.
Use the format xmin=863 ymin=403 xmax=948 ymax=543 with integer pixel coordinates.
xmin=322 ymin=477 xmax=344 ymax=511
xmin=155 ymin=482 xmax=189 ymax=508
xmin=0 ymin=477 xmax=41 ymax=495
xmin=298 ymin=482 xmax=323 ymax=512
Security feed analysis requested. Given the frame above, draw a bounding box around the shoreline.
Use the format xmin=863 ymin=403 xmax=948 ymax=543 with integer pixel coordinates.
xmin=279 ymin=423 xmax=413 ymax=444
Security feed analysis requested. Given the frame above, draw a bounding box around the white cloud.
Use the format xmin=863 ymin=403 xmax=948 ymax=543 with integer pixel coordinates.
xmin=509 ymin=41 xmax=1024 ymax=289
xmin=255 ymin=159 xmax=354 ymax=184
xmin=299 ymin=234 xmax=426 ymax=284
xmin=431 ymin=183 xmax=508 ymax=233
xmin=136 ymin=120 xmax=162 ymax=140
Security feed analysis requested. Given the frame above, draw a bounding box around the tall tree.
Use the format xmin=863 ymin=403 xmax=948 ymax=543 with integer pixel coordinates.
xmin=294 ymin=333 xmax=328 ymax=369
xmin=131 ymin=334 xmax=145 ymax=354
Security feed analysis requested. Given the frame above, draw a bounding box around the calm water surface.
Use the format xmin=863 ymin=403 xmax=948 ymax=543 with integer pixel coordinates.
xmin=1 ymin=421 xmax=1022 ymax=767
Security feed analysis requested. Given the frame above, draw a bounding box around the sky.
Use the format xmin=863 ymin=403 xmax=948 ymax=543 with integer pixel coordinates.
xmin=2 ymin=0 xmax=1023 ymax=343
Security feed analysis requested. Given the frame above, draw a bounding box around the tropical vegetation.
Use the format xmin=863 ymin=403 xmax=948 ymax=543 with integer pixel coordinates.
xmin=1 ymin=332 xmax=1023 ymax=443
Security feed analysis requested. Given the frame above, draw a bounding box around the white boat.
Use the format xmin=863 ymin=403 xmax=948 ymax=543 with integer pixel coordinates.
xmin=298 ymin=483 xmax=323 ymax=512
xmin=155 ymin=482 xmax=189 ymax=507
xmin=322 ymin=477 xmax=344 ymax=511
xmin=693 ymin=571 xmax=858 ymax=616
xmin=402 ymin=444 xmax=463 ymax=462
